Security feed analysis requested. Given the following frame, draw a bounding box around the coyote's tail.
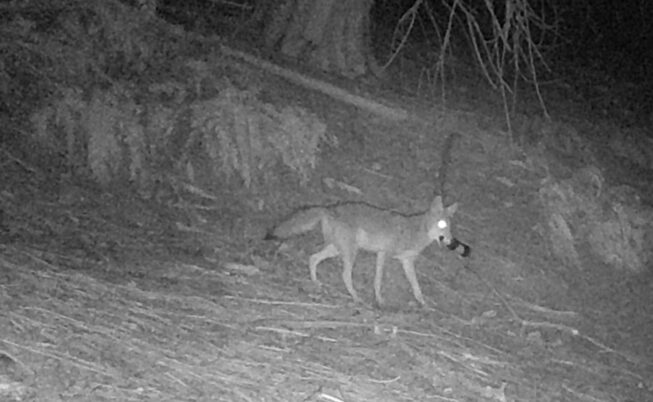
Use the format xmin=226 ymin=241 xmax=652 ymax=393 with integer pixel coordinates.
xmin=264 ymin=207 xmax=328 ymax=240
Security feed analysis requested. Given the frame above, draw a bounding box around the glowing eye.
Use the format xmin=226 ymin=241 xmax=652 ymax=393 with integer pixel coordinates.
xmin=437 ymin=219 xmax=448 ymax=229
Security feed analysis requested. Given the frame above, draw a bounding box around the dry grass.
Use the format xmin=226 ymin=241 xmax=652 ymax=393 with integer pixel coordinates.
xmin=1 ymin=244 xmax=647 ymax=402
xmin=0 ymin=155 xmax=650 ymax=401
xmin=1 ymin=2 xmax=652 ymax=401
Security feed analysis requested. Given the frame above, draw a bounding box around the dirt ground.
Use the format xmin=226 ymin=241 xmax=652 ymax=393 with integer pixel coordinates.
xmin=1 ymin=38 xmax=652 ymax=402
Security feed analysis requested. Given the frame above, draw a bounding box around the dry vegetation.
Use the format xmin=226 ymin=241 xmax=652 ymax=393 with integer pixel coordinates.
xmin=0 ymin=0 xmax=652 ymax=401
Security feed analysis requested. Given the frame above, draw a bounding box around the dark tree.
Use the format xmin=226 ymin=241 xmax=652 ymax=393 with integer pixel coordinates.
xmin=261 ymin=0 xmax=380 ymax=78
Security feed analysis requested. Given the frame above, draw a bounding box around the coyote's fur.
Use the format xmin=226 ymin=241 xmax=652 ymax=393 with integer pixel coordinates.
xmin=265 ymin=196 xmax=469 ymax=306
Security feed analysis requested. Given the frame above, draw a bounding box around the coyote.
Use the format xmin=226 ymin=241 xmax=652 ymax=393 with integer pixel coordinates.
xmin=265 ymin=196 xmax=469 ymax=306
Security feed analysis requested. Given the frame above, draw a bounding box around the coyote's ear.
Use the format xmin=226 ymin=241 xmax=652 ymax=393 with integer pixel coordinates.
xmin=446 ymin=202 xmax=458 ymax=216
xmin=430 ymin=196 xmax=444 ymax=211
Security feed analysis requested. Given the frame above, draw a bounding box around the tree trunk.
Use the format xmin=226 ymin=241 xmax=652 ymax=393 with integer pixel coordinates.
xmin=262 ymin=0 xmax=378 ymax=79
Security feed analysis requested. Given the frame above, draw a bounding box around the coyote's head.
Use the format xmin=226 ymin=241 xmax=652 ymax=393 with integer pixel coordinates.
xmin=426 ymin=196 xmax=458 ymax=246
